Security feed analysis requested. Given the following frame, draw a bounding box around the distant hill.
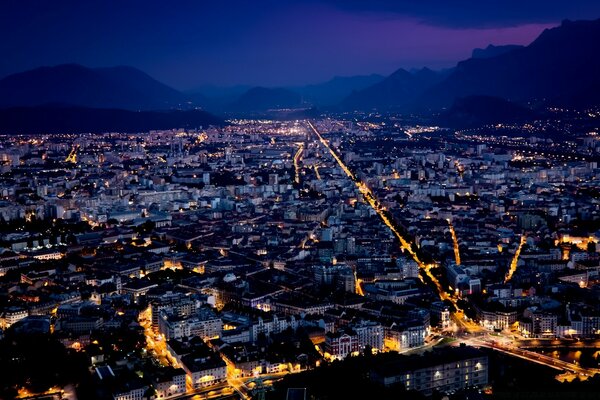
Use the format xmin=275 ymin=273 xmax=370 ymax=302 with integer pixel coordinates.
xmin=230 ymin=87 xmax=302 ymax=112
xmin=340 ymin=68 xmax=449 ymax=110
xmin=185 ymin=85 xmax=252 ymax=110
xmin=295 ymin=74 xmax=385 ymax=106
xmin=471 ymin=44 xmax=524 ymax=59
xmin=188 ymin=84 xmax=252 ymax=99
xmin=342 ymin=19 xmax=600 ymax=112
xmin=188 ymin=76 xmax=384 ymax=110
xmin=0 ymin=64 xmax=190 ymax=110
xmin=0 ymin=106 xmax=223 ymax=134
xmin=436 ymin=96 xmax=538 ymax=128
xmin=418 ymin=19 xmax=600 ymax=110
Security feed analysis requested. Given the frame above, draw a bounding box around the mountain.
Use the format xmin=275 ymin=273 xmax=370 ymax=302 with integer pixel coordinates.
xmin=188 ymin=84 xmax=252 ymax=99
xmin=230 ymin=87 xmax=302 ymax=112
xmin=419 ymin=19 xmax=600 ymax=110
xmin=0 ymin=64 xmax=190 ymax=110
xmin=471 ymin=44 xmax=524 ymax=59
xmin=340 ymin=68 xmax=449 ymax=110
xmin=189 ymin=75 xmax=385 ymax=111
xmin=294 ymin=74 xmax=385 ymax=106
xmin=0 ymin=106 xmax=223 ymax=134
xmin=436 ymin=96 xmax=538 ymax=128
xmin=185 ymin=84 xmax=252 ymax=110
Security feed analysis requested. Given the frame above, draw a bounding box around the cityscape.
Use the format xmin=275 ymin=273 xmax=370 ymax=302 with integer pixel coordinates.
xmin=1 ymin=2 xmax=600 ymax=400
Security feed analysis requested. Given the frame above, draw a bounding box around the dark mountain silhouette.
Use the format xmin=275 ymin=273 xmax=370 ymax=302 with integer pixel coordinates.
xmin=185 ymin=85 xmax=252 ymax=110
xmin=188 ymin=75 xmax=384 ymax=110
xmin=0 ymin=64 xmax=190 ymax=110
xmin=189 ymin=84 xmax=252 ymax=99
xmin=0 ymin=106 xmax=223 ymax=134
xmin=419 ymin=18 xmax=600 ymax=110
xmin=294 ymin=74 xmax=385 ymax=106
xmin=230 ymin=87 xmax=302 ymax=112
xmin=4 ymin=18 xmax=599 ymax=117
xmin=340 ymin=68 xmax=449 ymax=110
xmin=343 ymin=19 xmax=600 ymax=112
xmin=437 ymin=96 xmax=538 ymax=128
xmin=471 ymin=44 xmax=524 ymax=59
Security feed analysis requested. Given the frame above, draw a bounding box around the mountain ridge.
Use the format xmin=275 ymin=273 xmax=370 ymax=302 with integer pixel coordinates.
xmin=341 ymin=67 xmax=450 ymax=110
xmin=0 ymin=64 xmax=190 ymax=111
xmin=416 ymin=18 xmax=600 ymax=110
xmin=341 ymin=18 xmax=600 ymax=112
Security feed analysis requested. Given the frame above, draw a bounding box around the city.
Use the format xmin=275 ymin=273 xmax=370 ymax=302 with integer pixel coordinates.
xmin=1 ymin=113 xmax=600 ymax=398
xmin=1 ymin=2 xmax=600 ymax=400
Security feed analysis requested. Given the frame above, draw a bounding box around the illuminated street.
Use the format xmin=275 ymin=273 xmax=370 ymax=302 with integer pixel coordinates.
xmin=293 ymin=142 xmax=304 ymax=184
xmin=505 ymin=234 xmax=526 ymax=283
xmin=447 ymin=219 xmax=461 ymax=265
xmin=308 ymin=121 xmax=461 ymax=310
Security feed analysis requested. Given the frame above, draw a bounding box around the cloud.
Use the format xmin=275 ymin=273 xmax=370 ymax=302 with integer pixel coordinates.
xmin=309 ymin=0 xmax=600 ymax=28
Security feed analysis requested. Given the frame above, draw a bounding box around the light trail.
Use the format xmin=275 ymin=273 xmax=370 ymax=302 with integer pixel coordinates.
xmin=65 ymin=145 xmax=79 ymax=163
xmin=223 ymin=358 xmax=251 ymax=400
xmin=466 ymin=336 xmax=599 ymax=378
xmin=356 ymin=279 xmax=364 ymax=296
xmin=139 ymin=306 xmax=175 ymax=367
xmin=447 ymin=219 xmax=461 ymax=265
xmin=354 ymin=270 xmax=364 ymax=296
xmin=307 ymin=121 xmax=458 ymax=308
xmin=293 ymin=143 xmax=304 ymax=184
xmin=505 ymin=234 xmax=526 ymax=283
xmin=314 ymin=164 xmax=322 ymax=180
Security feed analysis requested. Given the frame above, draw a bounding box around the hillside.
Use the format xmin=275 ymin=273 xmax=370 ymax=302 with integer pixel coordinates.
xmin=0 ymin=64 xmax=190 ymax=110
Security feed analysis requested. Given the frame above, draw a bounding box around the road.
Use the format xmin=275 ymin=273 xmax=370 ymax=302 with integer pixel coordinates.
xmin=168 ymin=382 xmax=237 ymax=399
xmin=139 ymin=306 xmax=174 ymax=367
xmin=461 ymin=335 xmax=600 ymax=377
xmin=505 ymin=234 xmax=526 ymax=283
xmin=314 ymin=164 xmax=322 ymax=180
xmin=307 ymin=121 xmax=461 ymax=311
xmin=516 ymin=338 xmax=600 ymax=349
xmin=355 ymin=274 xmax=365 ymax=296
xmin=305 ymin=120 xmax=600 ymax=382
xmin=447 ymin=219 xmax=461 ymax=265
xmin=293 ymin=143 xmax=304 ymax=184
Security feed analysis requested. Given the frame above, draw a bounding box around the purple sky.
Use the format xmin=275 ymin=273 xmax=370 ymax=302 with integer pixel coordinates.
xmin=198 ymin=4 xmax=553 ymax=86
xmin=0 ymin=0 xmax=597 ymax=88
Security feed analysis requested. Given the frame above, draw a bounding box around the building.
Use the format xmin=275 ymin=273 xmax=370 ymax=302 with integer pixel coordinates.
xmin=384 ymin=323 xmax=427 ymax=351
xmin=323 ymin=329 xmax=359 ymax=360
xmin=58 ymin=316 xmax=103 ymax=334
xmin=0 ymin=307 xmax=28 ymax=329
xmin=95 ymin=365 xmax=147 ymax=400
xmin=313 ymin=264 xmax=356 ymax=293
xmin=519 ymin=310 xmax=558 ymax=338
xmin=149 ymin=291 xmax=197 ymax=331
xmin=250 ymin=314 xmax=298 ymax=342
xmin=181 ymin=354 xmax=227 ymax=389
xmin=167 ymin=337 xmax=227 ymax=389
xmin=371 ymin=346 xmax=489 ymax=396
xmin=446 ymin=264 xmax=469 ymax=288
xmin=477 ymin=308 xmax=517 ymax=331
xmin=159 ymin=308 xmax=222 ymax=341
xmin=151 ymin=367 xmax=187 ymax=399
xmin=351 ymin=320 xmax=384 ymax=352
xmin=431 ymin=302 xmax=451 ymax=329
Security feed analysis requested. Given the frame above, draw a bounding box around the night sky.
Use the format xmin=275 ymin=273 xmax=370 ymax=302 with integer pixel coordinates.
xmin=1 ymin=0 xmax=599 ymax=89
